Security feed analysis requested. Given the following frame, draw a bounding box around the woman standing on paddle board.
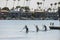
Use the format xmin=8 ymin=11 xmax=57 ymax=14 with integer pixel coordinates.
xmin=20 ymin=25 xmax=29 ymax=33
xmin=35 ymin=25 xmax=39 ymax=32
xmin=24 ymin=25 xmax=29 ymax=33
xmin=43 ymin=25 xmax=47 ymax=31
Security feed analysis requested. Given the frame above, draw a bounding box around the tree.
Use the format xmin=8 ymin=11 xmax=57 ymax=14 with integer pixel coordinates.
xmin=32 ymin=13 xmax=35 ymax=17
xmin=25 ymin=6 xmax=30 ymax=10
xmin=37 ymin=2 xmax=40 ymax=6
xmin=50 ymin=3 xmax=53 ymax=7
xmin=21 ymin=7 xmax=25 ymax=9
xmin=37 ymin=2 xmax=42 ymax=9
xmin=17 ymin=0 xmax=20 ymax=6
xmin=0 ymin=7 xmax=1 ymax=12
xmin=2 ymin=7 xmax=9 ymax=11
xmin=16 ymin=6 xmax=21 ymax=11
xmin=20 ymin=6 xmax=30 ymax=12
xmin=54 ymin=3 xmax=57 ymax=5
xmin=54 ymin=3 xmax=57 ymax=8
xmin=58 ymin=2 xmax=60 ymax=4
xmin=58 ymin=2 xmax=60 ymax=7
xmin=58 ymin=2 xmax=60 ymax=19
xmin=26 ymin=0 xmax=29 ymax=6
xmin=47 ymin=8 xmax=51 ymax=12
xmin=23 ymin=0 xmax=25 ymax=6
xmin=54 ymin=3 xmax=57 ymax=12
xmin=13 ymin=0 xmax=16 ymax=8
xmin=26 ymin=0 xmax=29 ymax=1
xmin=6 ymin=0 xmax=8 ymax=7
xmin=39 ymin=2 xmax=42 ymax=9
xmin=24 ymin=6 xmax=30 ymax=12
xmin=43 ymin=0 xmax=45 ymax=1
xmin=11 ymin=7 xmax=14 ymax=10
xmin=16 ymin=6 xmax=21 ymax=9
xmin=37 ymin=2 xmax=40 ymax=9
xmin=50 ymin=3 xmax=53 ymax=12
xmin=42 ymin=0 xmax=45 ymax=10
xmin=40 ymin=2 xmax=42 ymax=5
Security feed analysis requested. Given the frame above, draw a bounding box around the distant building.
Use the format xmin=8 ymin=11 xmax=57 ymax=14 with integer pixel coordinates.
xmin=34 ymin=9 xmax=44 ymax=12
xmin=0 ymin=10 xmax=9 ymax=13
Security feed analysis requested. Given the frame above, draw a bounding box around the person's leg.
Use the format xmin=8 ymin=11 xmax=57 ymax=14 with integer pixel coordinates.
xmin=26 ymin=28 xmax=28 ymax=33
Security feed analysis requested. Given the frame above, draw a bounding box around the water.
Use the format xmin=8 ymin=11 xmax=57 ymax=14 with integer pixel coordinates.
xmin=0 ymin=20 xmax=60 ymax=40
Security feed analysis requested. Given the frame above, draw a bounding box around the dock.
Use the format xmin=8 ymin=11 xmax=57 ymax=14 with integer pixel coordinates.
xmin=49 ymin=26 xmax=60 ymax=30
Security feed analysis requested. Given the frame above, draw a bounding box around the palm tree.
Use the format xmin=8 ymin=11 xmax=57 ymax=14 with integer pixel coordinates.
xmin=16 ymin=6 xmax=21 ymax=9
xmin=43 ymin=0 xmax=45 ymax=1
xmin=42 ymin=0 xmax=45 ymax=10
xmin=50 ymin=3 xmax=53 ymax=12
xmin=54 ymin=3 xmax=57 ymax=12
xmin=23 ymin=0 xmax=25 ymax=6
xmin=13 ymin=0 xmax=16 ymax=8
xmin=37 ymin=2 xmax=40 ymax=9
xmin=58 ymin=2 xmax=60 ymax=4
xmin=50 ymin=3 xmax=53 ymax=8
xmin=17 ymin=0 xmax=20 ymax=6
xmin=39 ymin=2 xmax=42 ymax=9
xmin=58 ymin=2 xmax=60 ymax=7
xmin=26 ymin=0 xmax=29 ymax=1
xmin=6 ymin=0 xmax=8 ymax=7
xmin=58 ymin=2 xmax=60 ymax=20
xmin=47 ymin=8 xmax=51 ymax=12
xmin=0 ymin=7 xmax=1 ymax=13
xmin=37 ymin=2 xmax=40 ymax=6
xmin=54 ymin=3 xmax=57 ymax=8
xmin=26 ymin=0 xmax=29 ymax=6
xmin=54 ymin=3 xmax=57 ymax=6
xmin=40 ymin=2 xmax=42 ymax=5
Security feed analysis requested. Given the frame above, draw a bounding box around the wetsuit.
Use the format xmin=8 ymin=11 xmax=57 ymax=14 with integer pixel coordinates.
xmin=36 ymin=25 xmax=39 ymax=32
xmin=25 ymin=25 xmax=28 ymax=33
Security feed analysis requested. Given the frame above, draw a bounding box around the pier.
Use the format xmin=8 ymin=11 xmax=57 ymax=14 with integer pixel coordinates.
xmin=49 ymin=26 xmax=60 ymax=30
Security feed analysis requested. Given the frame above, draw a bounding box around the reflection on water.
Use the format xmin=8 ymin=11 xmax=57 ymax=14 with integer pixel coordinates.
xmin=0 ymin=20 xmax=60 ymax=40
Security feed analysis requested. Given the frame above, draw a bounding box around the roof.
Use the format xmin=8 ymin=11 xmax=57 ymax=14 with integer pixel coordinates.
xmin=0 ymin=10 xmax=9 ymax=13
xmin=34 ymin=9 xmax=44 ymax=12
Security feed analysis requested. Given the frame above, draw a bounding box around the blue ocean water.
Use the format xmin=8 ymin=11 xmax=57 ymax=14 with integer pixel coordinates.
xmin=0 ymin=20 xmax=60 ymax=40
